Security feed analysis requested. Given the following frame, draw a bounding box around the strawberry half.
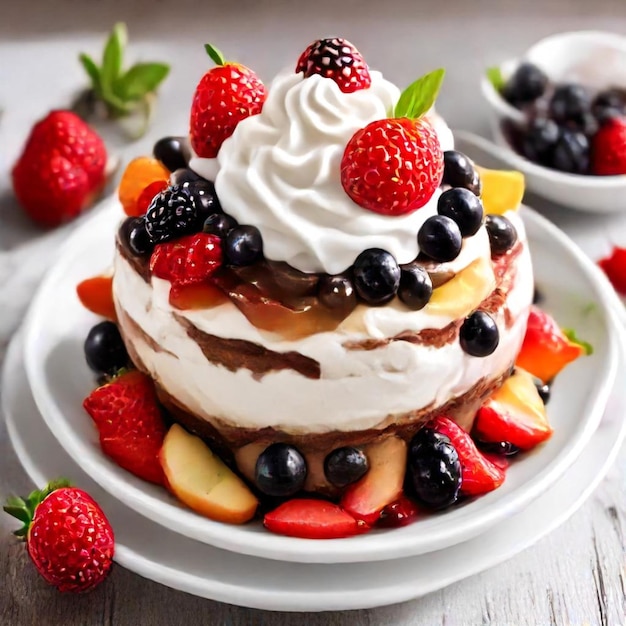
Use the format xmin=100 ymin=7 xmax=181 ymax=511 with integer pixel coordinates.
xmin=591 ymin=117 xmax=626 ymax=176
xmin=83 ymin=370 xmax=168 ymax=484
xmin=264 ymin=499 xmax=367 ymax=539
xmin=474 ymin=368 xmax=553 ymax=450
xmin=3 ymin=480 xmax=114 ymax=593
xmin=598 ymin=246 xmax=626 ymax=295
xmin=515 ymin=305 xmax=590 ymax=383
xmin=12 ymin=111 xmax=107 ymax=227
xmin=296 ymin=38 xmax=371 ymax=93
xmin=189 ymin=44 xmax=266 ymax=158
xmin=428 ymin=416 xmax=505 ymax=496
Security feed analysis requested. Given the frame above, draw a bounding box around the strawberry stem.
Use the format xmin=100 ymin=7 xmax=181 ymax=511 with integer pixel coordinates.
xmin=204 ymin=43 xmax=226 ymax=66
xmin=3 ymin=479 xmax=71 ymax=538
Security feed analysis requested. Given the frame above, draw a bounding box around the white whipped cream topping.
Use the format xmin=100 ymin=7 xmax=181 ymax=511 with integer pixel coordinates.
xmin=113 ymin=213 xmax=532 ymax=434
xmin=190 ymin=69 xmax=455 ymax=274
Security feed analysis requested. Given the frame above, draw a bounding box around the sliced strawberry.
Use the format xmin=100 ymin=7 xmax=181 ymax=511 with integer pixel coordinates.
xmin=264 ymin=499 xmax=367 ymax=539
xmin=76 ymin=275 xmax=116 ymax=321
xmin=515 ymin=306 xmax=590 ymax=383
xmin=474 ymin=368 xmax=552 ymax=450
xmin=598 ymin=246 xmax=626 ymax=295
xmin=378 ymin=495 xmax=420 ymax=528
xmin=83 ymin=370 xmax=167 ymax=484
xmin=482 ymin=453 xmax=510 ymax=472
xmin=428 ymin=416 xmax=505 ymax=496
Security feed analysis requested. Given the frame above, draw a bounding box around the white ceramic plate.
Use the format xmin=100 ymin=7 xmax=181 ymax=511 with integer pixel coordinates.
xmin=6 ymin=329 xmax=626 ymax=612
xmin=21 ymin=197 xmax=623 ymax=564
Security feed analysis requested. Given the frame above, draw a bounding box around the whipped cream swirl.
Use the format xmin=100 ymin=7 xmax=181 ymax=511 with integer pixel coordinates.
xmin=193 ymin=69 xmax=454 ymax=274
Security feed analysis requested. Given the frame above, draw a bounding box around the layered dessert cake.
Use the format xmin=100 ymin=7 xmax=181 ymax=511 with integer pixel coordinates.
xmin=79 ymin=38 xmax=588 ymax=535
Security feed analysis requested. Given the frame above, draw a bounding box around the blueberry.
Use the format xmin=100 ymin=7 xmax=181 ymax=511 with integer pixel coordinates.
xmin=442 ymin=151 xmax=479 ymax=191
xmin=84 ymin=321 xmax=129 ymax=375
xmin=398 ymin=265 xmax=433 ymax=311
xmin=225 ymin=225 xmax=263 ymax=266
xmin=521 ymin=118 xmax=559 ymax=166
xmin=169 ymin=168 xmax=202 ymax=186
xmin=418 ymin=215 xmax=462 ymax=262
xmin=120 ymin=217 xmax=153 ymax=256
xmin=502 ymin=63 xmax=548 ymax=105
xmin=437 ymin=188 xmax=484 ymax=237
xmin=255 ymin=443 xmax=307 ymax=497
xmin=144 ymin=185 xmax=200 ymax=244
xmin=153 ymin=136 xmax=191 ymax=172
xmin=187 ymin=179 xmax=222 ymax=219
xmin=408 ymin=428 xmax=461 ymax=510
xmin=324 ymin=447 xmax=369 ymax=488
xmin=476 ymin=440 xmax=520 ymax=456
xmin=549 ymin=84 xmax=590 ymax=125
xmin=352 ymin=248 xmax=400 ymax=305
xmin=459 ymin=310 xmax=499 ymax=357
xmin=533 ymin=287 xmax=543 ymax=304
xmin=533 ymin=377 xmax=551 ymax=404
xmin=317 ymin=274 xmax=357 ymax=314
xmin=551 ymin=129 xmax=589 ymax=174
xmin=485 ymin=214 xmax=518 ymax=256
xmin=203 ymin=213 xmax=238 ymax=238
xmin=467 ymin=169 xmax=482 ymax=196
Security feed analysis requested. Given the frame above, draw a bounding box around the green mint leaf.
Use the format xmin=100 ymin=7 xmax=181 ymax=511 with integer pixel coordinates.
xmin=114 ymin=62 xmax=170 ymax=101
xmin=394 ymin=68 xmax=445 ymax=119
xmin=78 ymin=53 xmax=102 ymax=95
xmin=204 ymin=43 xmax=226 ymax=66
xmin=101 ymin=23 xmax=127 ymax=94
xmin=486 ymin=66 xmax=505 ymax=92
xmin=563 ymin=328 xmax=594 ymax=355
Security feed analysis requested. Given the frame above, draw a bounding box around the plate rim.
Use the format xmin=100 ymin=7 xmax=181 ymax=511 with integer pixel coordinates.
xmin=20 ymin=197 xmax=625 ymax=563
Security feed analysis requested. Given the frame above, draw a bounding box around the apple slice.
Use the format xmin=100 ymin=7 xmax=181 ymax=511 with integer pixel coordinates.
xmin=340 ymin=437 xmax=407 ymax=525
xmin=474 ymin=368 xmax=553 ymax=450
xmin=425 ymin=256 xmax=495 ymax=319
xmin=159 ymin=424 xmax=258 ymax=524
xmin=476 ymin=166 xmax=525 ymax=215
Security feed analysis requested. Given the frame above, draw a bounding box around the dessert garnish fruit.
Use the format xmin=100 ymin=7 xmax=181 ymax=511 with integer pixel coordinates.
xmin=3 ymin=480 xmax=114 ymax=592
xmin=75 ymin=37 xmax=591 ymax=538
xmin=77 ymin=23 xmax=170 ymax=138
xmin=489 ymin=62 xmax=626 ymax=175
xmin=598 ymin=245 xmax=626 ymax=295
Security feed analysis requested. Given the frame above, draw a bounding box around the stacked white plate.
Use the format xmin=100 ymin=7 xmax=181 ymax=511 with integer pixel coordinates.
xmin=4 ymin=199 xmax=626 ymax=611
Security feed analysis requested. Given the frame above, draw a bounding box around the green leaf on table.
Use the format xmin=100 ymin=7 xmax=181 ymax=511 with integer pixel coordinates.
xmin=101 ymin=23 xmax=127 ymax=94
xmin=563 ymin=328 xmax=594 ymax=355
xmin=79 ymin=53 xmax=102 ymax=95
xmin=394 ymin=68 xmax=445 ymax=119
xmin=115 ymin=63 xmax=170 ymax=101
xmin=486 ymin=66 xmax=505 ymax=92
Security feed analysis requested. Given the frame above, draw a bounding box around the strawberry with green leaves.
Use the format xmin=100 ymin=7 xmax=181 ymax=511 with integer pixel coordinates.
xmin=83 ymin=370 xmax=168 ymax=484
xmin=189 ymin=44 xmax=267 ymax=158
xmin=3 ymin=480 xmax=114 ymax=593
xmin=78 ymin=23 xmax=170 ymax=137
xmin=341 ymin=69 xmax=446 ymax=216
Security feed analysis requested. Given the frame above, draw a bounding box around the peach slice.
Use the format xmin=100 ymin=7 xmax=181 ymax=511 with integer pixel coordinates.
xmin=159 ymin=424 xmax=258 ymax=524
xmin=76 ymin=274 xmax=117 ymax=321
xmin=476 ymin=166 xmax=525 ymax=215
xmin=340 ymin=436 xmax=407 ymax=525
xmin=426 ymin=256 xmax=495 ymax=318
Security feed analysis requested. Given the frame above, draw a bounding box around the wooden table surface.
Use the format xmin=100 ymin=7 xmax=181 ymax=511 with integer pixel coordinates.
xmin=2 ymin=1 xmax=626 ymax=623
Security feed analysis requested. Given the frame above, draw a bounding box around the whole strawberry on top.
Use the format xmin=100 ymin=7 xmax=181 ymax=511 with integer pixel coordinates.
xmin=341 ymin=69 xmax=445 ymax=216
xmin=591 ymin=117 xmax=626 ymax=176
xmin=190 ymin=44 xmax=267 ymax=158
xmin=296 ymin=37 xmax=371 ymax=93
xmin=12 ymin=110 xmax=107 ymax=227
xmin=3 ymin=480 xmax=114 ymax=593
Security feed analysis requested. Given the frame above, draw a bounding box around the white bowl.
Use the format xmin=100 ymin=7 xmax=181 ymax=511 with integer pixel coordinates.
xmin=21 ymin=197 xmax=623 ymax=564
xmin=480 ymin=30 xmax=626 ymax=212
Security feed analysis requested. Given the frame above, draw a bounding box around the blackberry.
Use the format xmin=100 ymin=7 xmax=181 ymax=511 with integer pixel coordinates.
xmin=144 ymin=185 xmax=199 ymax=244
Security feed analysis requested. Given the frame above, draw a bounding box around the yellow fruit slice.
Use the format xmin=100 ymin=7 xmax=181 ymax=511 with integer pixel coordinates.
xmin=476 ymin=166 xmax=525 ymax=215
xmin=426 ymin=256 xmax=495 ymax=318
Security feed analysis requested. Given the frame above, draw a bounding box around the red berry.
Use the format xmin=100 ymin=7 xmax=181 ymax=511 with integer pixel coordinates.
xmin=341 ymin=117 xmax=443 ymax=216
xmin=598 ymin=246 xmax=626 ymax=295
xmin=3 ymin=481 xmax=114 ymax=593
xmin=150 ymin=232 xmax=223 ymax=287
xmin=263 ymin=499 xmax=367 ymax=539
xmin=83 ymin=370 xmax=168 ymax=484
xmin=136 ymin=180 xmax=169 ymax=216
xmin=378 ymin=495 xmax=420 ymax=528
xmin=296 ymin=37 xmax=371 ymax=94
xmin=428 ymin=416 xmax=505 ymax=496
xmin=12 ymin=111 xmax=107 ymax=227
xmin=189 ymin=45 xmax=266 ymax=158
xmin=591 ymin=118 xmax=626 ymax=175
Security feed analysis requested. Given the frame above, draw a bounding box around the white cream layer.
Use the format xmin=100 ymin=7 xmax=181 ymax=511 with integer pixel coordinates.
xmin=113 ymin=212 xmax=532 ymax=434
xmin=190 ymin=69 xmax=456 ymax=274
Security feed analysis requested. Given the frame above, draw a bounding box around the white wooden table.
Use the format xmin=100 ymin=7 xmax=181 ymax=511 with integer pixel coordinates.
xmin=2 ymin=1 xmax=626 ymax=623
